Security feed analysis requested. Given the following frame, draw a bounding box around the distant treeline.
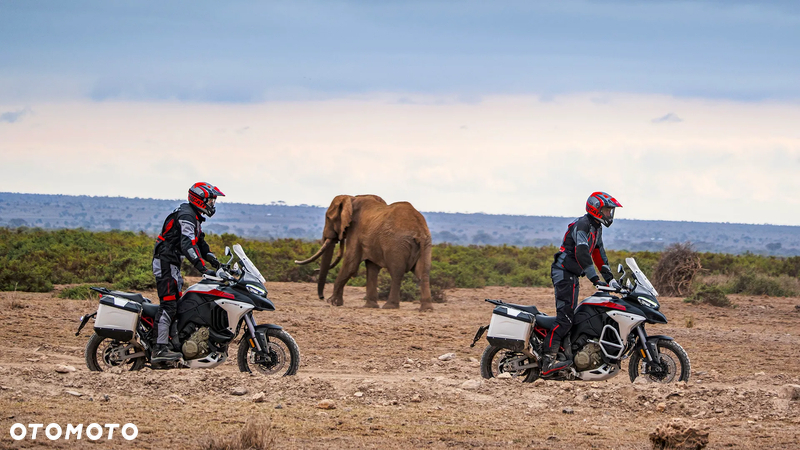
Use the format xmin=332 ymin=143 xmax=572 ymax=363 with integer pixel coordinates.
xmin=2 ymin=228 xmax=800 ymax=297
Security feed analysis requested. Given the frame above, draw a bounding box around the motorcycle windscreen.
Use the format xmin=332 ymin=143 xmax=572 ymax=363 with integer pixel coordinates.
xmin=233 ymin=244 xmax=266 ymax=283
xmin=626 ymin=257 xmax=658 ymax=297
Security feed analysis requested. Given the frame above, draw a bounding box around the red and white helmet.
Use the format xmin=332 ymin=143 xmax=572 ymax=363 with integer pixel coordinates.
xmin=586 ymin=192 xmax=622 ymax=227
xmin=189 ymin=182 xmax=225 ymax=217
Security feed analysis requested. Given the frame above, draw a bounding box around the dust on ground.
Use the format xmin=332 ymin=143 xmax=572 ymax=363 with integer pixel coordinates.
xmin=1 ymin=278 xmax=799 ymax=449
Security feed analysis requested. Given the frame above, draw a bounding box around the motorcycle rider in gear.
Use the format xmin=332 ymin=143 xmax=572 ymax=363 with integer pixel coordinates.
xmin=151 ymin=182 xmax=225 ymax=363
xmin=543 ymin=192 xmax=622 ymax=376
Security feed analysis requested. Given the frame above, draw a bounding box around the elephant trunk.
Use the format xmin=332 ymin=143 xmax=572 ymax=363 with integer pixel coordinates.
xmin=295 ymin=238 xmax=334 ymax=265
xmin=316 ymin=241 xmax=336 ymax=299
xmin=330 ymin=239 xmax=345 ymax=269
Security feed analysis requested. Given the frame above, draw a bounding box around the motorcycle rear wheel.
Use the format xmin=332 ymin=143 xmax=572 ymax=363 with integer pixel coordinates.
xmin=85 ymin=333 xmax=146 ymax=372
xmin=480 ymin=344 xmax=539 ymax=383
xmin=238 ymin=329 xmax=299 ymax=376
xmin=628 ymin=339 xmax=691 ymax=383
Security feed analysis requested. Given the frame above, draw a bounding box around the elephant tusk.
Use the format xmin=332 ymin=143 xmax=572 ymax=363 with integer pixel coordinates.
xmin=330 ymin=239 xmax=345 ymax=269
xmin=294 ymin=239 xmax=334 ymax=265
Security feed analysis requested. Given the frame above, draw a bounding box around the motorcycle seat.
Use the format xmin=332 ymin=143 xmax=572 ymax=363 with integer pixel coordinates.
xmin=109 ymin=290 xmax=152 ymax=304
xmin=534 ymin=315 xmax=558 ymax=330
xmin=501 ymin=303 xmax=541 ymax=316
xmin=141 ymin=303 xmax=160 ymax=318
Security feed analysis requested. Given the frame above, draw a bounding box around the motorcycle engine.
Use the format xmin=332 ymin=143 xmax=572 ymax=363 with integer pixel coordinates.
xmin=573 ymin=342 xmax=603 ymax=371
xmin=182 ymin=327 xmax=210 ymax=360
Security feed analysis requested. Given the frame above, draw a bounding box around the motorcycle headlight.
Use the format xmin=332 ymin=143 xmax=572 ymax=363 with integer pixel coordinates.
xmin=247 ymin=284 xmax=267 ymax=297
xmin=638 ymin=296 xmax=659 ymax=310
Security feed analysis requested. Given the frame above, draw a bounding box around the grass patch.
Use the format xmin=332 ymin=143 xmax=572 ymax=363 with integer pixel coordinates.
xmin=727 ymin=273 xmax=799 ymax=297
xmin=57 ymin=284 xmax=109 ymax=300
xmin=685 ymin=283 xmax=733 ymax=308
xmin=200 ymin=415 xmax=274 ymax=450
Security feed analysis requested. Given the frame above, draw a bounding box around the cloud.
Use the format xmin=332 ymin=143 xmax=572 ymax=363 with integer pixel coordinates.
xmin=651 ymin=113 xmax=683 ymax=124
xmin=0 ymin=108 xmax=31 ymax=123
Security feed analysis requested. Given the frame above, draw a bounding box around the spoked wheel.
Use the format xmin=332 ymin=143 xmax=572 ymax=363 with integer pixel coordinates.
xmin=629 ymin=339 xmax=691 ymax=383
xmin=238 ymin=329 xmax=299 ymax=376
xmin=480 ymin=345 xmax=539 ymax=383
xmin=85 ymin=333 xmax=146 ymax=372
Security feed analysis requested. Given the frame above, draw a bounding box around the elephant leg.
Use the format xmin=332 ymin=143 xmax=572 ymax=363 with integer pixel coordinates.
xmin=415 ymin=246 xmax=434 ymax=312
xmin=382 ymin=268 xmax=404 ymax=309
xmin=329 ymin=251 xmax=361 ymax=307
xmin=364 ymin=260 xmax=380 ymax=308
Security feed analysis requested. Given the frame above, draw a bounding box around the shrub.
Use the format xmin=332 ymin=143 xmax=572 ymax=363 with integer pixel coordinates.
xmin=58 ymin=284 xmax=107 ymax=300
xmin=201 ymin=415 xmax=274 ymax=450
xmin=653 ymin=243 xmax=701 ymax=296
xmin=727 ymin=273 xmax=799 ymax=297
xmin=685 ymin=283 xmax=732 ymax=307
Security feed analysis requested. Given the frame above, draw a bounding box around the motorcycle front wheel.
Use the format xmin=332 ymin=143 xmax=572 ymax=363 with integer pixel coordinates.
xmin=480 ymin=344 xmax=539 ymax=383
xmin=238 ymin=329 xmax=300 ymax=376
xmin=628 ymin=339 xmax=691 ymax=383
xmin=85 ymin=333 xmax=146 ymax=372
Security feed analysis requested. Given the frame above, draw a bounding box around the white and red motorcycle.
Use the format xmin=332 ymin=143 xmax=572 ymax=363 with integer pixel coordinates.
xmin=472 ymin=258 xmax=690 ymax=383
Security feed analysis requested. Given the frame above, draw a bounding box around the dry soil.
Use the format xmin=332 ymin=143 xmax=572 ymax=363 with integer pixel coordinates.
xmin=1 ymin=278 xmax=799 ymax=449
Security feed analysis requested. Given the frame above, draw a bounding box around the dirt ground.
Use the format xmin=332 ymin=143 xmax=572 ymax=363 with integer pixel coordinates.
xmin=1 ymin=278 xmax=799 ymax=449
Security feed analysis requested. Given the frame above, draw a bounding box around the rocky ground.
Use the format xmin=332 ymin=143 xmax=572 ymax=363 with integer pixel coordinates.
xmin=1 ymin=278 xmax=799 ymax=449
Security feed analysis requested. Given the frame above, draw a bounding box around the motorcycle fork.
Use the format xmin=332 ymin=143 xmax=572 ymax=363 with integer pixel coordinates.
xmin=635 ymin=326 xmax=658 ymax=363
xmin=243 ymin=314 xmax=264 ymax=352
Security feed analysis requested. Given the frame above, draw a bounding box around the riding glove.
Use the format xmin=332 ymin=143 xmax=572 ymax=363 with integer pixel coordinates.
xmin=207 ymin=253 xmax=220 ymax=269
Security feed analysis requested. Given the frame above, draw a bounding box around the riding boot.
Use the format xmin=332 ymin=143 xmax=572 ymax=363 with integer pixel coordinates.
xmin=541 ymin=352 xmax=569 ymax=376
xmin=151 ymin=344 xmax=182 ymax=362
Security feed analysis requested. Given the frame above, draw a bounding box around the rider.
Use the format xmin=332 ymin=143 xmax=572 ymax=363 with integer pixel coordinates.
xmin=542 ymin=192 xmax=622 ymax=376
xmin=150 ymin=182 xmax=225 ymax=362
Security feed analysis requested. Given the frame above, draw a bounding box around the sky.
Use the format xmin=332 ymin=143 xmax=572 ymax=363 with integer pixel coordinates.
xmin=1 ymin=1 xmax=799 ymax=225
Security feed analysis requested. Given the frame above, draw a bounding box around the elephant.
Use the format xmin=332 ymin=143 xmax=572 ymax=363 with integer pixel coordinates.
xmin=295 ymin=195 xmax=433 ymax=311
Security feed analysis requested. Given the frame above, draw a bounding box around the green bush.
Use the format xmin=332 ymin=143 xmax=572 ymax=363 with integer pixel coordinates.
xmin=727 ymin=273 xmax=798 ymax=297
xmin=3 ymin=228 xmax=800 ymax=301
xmin=685 ymin=283 xmax=732 ymax=307
xmin=58 ymin=284 xmax=107 ymax=300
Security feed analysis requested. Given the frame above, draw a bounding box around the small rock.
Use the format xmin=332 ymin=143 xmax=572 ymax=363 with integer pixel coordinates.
xmin=354 ymin=392 xmax=364 ymax=398
xmin=754 ymin=371 xmax=766 ymax=376
xmin=275 ymin=404 xmax=283 ymax=409
xmin=496 ymin=372 xmax=512 ymax=379
xmin=438 ymin=353 xmax=456 ymax=361
xmin=562 ymin=407 xmax=574 ymax=414
xmin=460 ymin=380 xmax=482 ymax=390
xmin=468 ymin=357 xmax=479 ymax=363
xmin=533 ymin=379 xmax=546 ymax=387
xmin=168 ymin=394 xmax=185 ymax=404
xmin=410 ymin=394 xmax=422 ymax=403
xmin=657 ymin=402 xmax=667 ymax=412
xmin=317 ymin=399 xmax=336 ymax=410
xmin=65 ymin=390 xmax=82 ymax=397
xmin=100 ymin=394 xmax=110 ymax=402
xmin=55 ymin=365 xmax=76 ymax=374
xmin=230 ymin=387 xmax=248 ymax=396
xmin=780 ymin=384 xmax=800 ymax=400
xmin=252 ymin=392 xmax=267 ymax=403
xmin=403 ymin=364 xmax=412 ymax=368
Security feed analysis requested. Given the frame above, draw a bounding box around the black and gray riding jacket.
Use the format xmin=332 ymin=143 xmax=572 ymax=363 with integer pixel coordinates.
xmin=153 ymin=203 xmax=211 ymax=272
xmin=552 ymin=214 xmax=614 ymax=283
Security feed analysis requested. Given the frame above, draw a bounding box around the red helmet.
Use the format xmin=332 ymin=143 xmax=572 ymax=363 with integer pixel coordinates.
xmin=586 ymin=192 xmax=622 ymax=227
xmin=188 ymin=182 xmax=225 ymax=217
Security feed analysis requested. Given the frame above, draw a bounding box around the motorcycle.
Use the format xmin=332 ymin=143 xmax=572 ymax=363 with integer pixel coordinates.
xmin=471 ymin=257 xmax=690 ymax=383
xmin=76 ymin=244 xmax=299 ymax=376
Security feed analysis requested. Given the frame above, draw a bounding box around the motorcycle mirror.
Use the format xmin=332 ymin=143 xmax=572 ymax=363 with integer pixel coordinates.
xmin=617 ymin=263 xmax=624 ymax=275
xmin=224 ymin=246 xmax=231 ymax=257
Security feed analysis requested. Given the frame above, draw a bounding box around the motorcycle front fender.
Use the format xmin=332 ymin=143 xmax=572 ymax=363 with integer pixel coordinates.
xmin=646 ymin=335 xmax=674 ymax=342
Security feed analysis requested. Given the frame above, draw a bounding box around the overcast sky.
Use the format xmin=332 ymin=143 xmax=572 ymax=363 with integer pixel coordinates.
xmin=1 ymin=1 xmax=799 ymax=224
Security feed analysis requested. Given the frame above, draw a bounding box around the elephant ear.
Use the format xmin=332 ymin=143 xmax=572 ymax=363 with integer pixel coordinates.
xmin=339 ymin=196 xmax=353 ymax=241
